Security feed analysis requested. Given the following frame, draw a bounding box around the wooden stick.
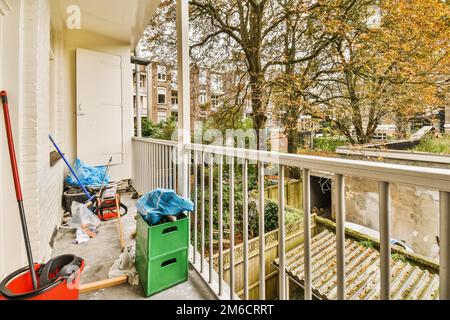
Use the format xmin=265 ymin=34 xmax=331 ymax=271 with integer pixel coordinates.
xmin=116 ymin=194 xmax=125 ymax=252
xmin=167 ymin=215 xmax=177 ymax=222
xmin=79 ymin=275 xmax=128 ymax=294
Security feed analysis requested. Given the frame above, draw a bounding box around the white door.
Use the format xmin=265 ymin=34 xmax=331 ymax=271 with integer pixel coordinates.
xmin=76 ymin=48 xmax=123 ymax=166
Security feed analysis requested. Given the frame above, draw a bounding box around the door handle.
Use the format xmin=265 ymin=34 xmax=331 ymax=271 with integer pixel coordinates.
xmin=77 ymin=104 xmax=85 ymax=116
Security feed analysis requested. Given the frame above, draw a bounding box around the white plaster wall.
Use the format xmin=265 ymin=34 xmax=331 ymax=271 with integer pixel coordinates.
xmin=61 ymin=29 xmax=133 ymax=182
xmin=344 ymin=177 xmax=440 ymax=260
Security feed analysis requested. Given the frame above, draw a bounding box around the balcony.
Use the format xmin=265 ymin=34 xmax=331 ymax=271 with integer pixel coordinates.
xmin=133 ymin=86 xmax=148 ymax=96
xmin=131 ymin=137 xmax=450 ymax=300
xmin=51 ymin=192 xmax=215 ymax=300
xmin=2 ymin=0 xmax=449 ymax=302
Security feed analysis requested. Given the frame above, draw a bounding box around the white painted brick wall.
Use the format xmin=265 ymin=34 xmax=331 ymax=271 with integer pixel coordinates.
xmin=22 ymin=0 xmax=41 ymax=258
xmin=22 ymin=0 xmax=65 ymax=262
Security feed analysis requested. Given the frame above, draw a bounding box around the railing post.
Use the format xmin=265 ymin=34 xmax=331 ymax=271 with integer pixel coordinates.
xmin=209 ymin=153 xmax=214 ymax=284
xmin=163 ymin=146 xmax=167 ymax=188
xmin=303 ymin=168 xmax=312 ymax=300
xmin=193 ymin=151 xmax=198 ymax=264
xmin=379 ymin=181 xmax=391 ymax=300
xmin=278 ymin=165 xmax=286 ymax=300
xmin=151 ymin=144 xmax=155 ymax=190
xmin=134 ymin=60 xmax=142 ymax=138
xmin=156 ymin=144 xmax=160 ymax=188
xmin=176 ymin=0 xmax=190 ymax=199
xmin=200 ymin=152 xmax=205 ymax=273
xmin=335 ymin=174 xmax=346 ymax=300
xmin=440 ymin=191 xmax=450 ymax=300
xmin=243 ymin=159 xmax=249 ymax=300
xmin=168 ymin=147 xmax=173 ymax=189
xmin=173 ymin=147 xmax=178 ymax=193
xmin=229 ymin=158 xmax=235 ymax=299
xmin=142 ymin=141 xmax=145 ymax=191
xmin=218 ymin=155 xmax=224 ymax=296
xmin=258 ymin=161 xmax=265 ymax=300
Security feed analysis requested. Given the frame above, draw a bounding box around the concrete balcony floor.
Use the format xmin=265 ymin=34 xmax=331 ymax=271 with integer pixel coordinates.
xmin=51 ymin=192 xmax=216 ymax=300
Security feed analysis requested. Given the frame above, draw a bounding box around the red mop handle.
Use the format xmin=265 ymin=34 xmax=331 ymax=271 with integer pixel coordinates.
xmin=1 ymin=91 xmax=23 ymax=201
xmin=1 ymin=90 xmax=38 ymax=290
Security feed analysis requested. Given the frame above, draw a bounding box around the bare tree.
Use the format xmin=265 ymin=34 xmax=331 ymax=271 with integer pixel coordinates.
xmin=314 ymin=0 xmax=449 ymax=143
xmin=189 ymin=0 xmax=341 ymax=147
xmin=140 ymin=0 xmax=449 ymax=148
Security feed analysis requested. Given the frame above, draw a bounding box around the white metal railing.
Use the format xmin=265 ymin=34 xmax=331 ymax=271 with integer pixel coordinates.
xmin=132 ymin=138 xmax=450 ymax=300
xmin=132 ymin=137 xmax=178 ymax=195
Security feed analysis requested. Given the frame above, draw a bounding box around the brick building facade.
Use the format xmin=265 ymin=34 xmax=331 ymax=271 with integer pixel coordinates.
xmin=133 ymin=61 xmax=252 ymax=129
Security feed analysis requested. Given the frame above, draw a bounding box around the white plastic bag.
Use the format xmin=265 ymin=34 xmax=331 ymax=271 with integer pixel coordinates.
xmin=70 ymin=201 xmax=101 ymax=228
xmin=70 ymin=202 xmax=101 ymax=244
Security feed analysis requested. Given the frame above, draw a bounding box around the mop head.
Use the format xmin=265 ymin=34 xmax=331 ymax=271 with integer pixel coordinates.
xmin=108 ymin=245 xmax=139 ymax=286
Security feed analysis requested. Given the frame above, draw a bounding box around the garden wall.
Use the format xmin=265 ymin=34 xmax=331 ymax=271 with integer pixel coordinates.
xmin=334 ymin=151 xmax=448 ymax=260
xmin=342 ymin=177 xmax=440 ymax=260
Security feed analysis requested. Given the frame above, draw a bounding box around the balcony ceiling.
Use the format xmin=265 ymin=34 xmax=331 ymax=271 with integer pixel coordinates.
xmin=53 ymin=0 xmax=161 ymax=47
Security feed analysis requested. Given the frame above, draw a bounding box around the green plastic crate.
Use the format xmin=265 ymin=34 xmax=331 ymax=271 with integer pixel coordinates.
xmin=135 ymin=213 xmax=189 ymax=297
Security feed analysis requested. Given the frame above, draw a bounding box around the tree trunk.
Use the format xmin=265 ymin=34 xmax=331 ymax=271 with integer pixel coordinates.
xmin=247 ymin=3 xmax=266 ymax=150
xmin=286 ymin=129 xmax=302 ymax=154
xmin=395 ymin=114 xmax=408 ymax=139
xmin=250 ymin=73 xmax=267 ymax=149
xmin=286 ymin=129 xmax=302 ymax=178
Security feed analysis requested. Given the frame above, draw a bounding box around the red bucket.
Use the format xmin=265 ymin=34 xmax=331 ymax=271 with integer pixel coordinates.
xmin=0 ymin=255 xmax=84 ymax=300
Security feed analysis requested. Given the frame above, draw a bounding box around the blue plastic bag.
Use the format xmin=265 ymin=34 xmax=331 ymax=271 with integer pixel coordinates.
xmin=136 ymin=189 xmax=194 ymax=225
xmin=65 ymin=159 xmax=110 ymax=187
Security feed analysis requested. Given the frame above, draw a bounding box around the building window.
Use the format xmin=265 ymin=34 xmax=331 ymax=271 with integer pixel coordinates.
xmin=157 ymin=111 xmax=167 ymax=123
xmin=199 ymin=90 xmax=207 ymax=105
xmin=171 ymin=70 xmax=177 ymax=88
xmin=211 ymin=95 xmax=220 ymax=110
xmin=142 ymin=97 xmax=148 ymax=116
xmin=171 ymin=91 xmax=178 ymax=106
xmin=140 ymin=74 xmax=146 ymax=88
xmin=157 ymin=65 xmax=167 ymax=81
xmin=133 ymin=69 xmax=137 ymax=87
xmin=211 ymin=74 xmax=222 ymax=92
xmin=133 ymin=96 xmax=147 ymax=116
xmin=199 ymin=70 xmax=207 ymax=85
xmin=157 ymin=87 xmax=166 ymax=105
